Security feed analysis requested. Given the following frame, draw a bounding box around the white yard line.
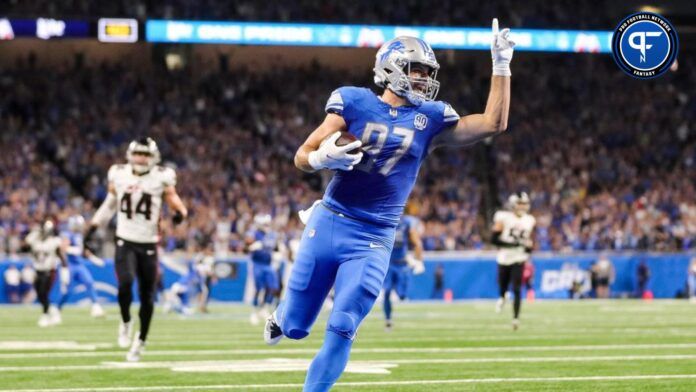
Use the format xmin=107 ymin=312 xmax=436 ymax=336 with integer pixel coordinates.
xmin=2 ymin=354 xmax=696 ymax=372
xmin=5 ymin=374 xmax=696 ymax=391
xmin=3 ymin=342 xmax=696 ymax=359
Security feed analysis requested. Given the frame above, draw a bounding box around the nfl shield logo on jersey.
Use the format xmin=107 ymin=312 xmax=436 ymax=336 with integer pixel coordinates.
xmin=414 ymin=113 xmax=428 ymax=130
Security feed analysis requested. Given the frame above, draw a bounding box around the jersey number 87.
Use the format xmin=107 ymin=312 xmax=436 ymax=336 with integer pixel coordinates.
xmin=356 ymin=122 xmax=414 ymax=175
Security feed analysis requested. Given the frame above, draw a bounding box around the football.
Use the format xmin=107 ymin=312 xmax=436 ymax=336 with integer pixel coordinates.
xmin=335 ymin=132 xmax=361 ymax=154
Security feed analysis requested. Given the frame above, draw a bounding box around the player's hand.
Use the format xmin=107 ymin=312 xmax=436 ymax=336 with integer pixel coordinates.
xmin=172 ymin=211 xmax=185 ymax=225
xmin=491 ymin=18 xmax=515 ymax=76
xmin=308 ymin=131 xmax=363 ymax=171
xmin=411 ymin=260 xmax=426 ymax=275
xmin=406 ymin=254 xmax=426 ymax=275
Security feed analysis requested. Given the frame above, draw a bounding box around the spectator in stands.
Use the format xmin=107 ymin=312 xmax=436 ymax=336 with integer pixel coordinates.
xmin=0 ymin=54 xmax=694 ymax=253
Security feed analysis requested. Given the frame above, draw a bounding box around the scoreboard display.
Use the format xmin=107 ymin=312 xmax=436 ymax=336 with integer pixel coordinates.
xmin=98 ymin=18 xmax=139 ymax=43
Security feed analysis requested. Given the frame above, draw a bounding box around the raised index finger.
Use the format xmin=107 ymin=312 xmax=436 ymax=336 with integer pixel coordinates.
xmin=492 ymin=18 xmax=499 ymax=35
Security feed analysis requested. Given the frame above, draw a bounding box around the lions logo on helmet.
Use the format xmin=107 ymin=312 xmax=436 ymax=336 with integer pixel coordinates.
xmin=373 ymin=36 xmax=441 ymax=102
xmin=126 ymin=137 xmax=161 ymax=174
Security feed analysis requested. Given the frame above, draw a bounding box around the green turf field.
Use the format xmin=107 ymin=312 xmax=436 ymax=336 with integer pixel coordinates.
xmin=1 ymin=300 xmax=696 ymax=391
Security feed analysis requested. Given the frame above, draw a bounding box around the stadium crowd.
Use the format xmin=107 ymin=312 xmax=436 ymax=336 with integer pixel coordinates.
xmin=2 ymin=0 xmax=632 ymax=29
xmin=0 ymin=53 xmax=694 ymax=254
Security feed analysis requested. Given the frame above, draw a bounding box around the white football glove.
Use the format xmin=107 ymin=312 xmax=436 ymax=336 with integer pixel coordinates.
xmin=491 ymin=18 xmax=515 ymax=77
xmin=308 ymin=131 xmax=363 ymax=171
xmin=406 ymin=254 xmax=426 ymax=275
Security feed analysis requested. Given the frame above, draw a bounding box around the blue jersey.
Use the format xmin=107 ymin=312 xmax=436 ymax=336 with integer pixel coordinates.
xmin=178 ymin=260 xmax=202 ymax=287
xmin=323 ymin=87 xmax=459 ymax=227
xmin=390 ymin=215 xmax=419 ymax=263
xmin=248 ymin=230 xmax=279 ymax=265
xmin=62 ymin=231 xmax=85 ymax=266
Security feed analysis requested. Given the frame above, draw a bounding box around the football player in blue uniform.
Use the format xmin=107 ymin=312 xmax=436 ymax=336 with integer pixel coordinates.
xmin=247 ymin=213 xmax=282 ymax=325
xmin=383 ymin=214 xmax=424 ymax=330
xmin=57 ymin=215 xmax=105 ymax=318
xmin=162 ymin=254 xmax=211 ymax=315
xmin=265 ymin=19 xmax=514 ymax=391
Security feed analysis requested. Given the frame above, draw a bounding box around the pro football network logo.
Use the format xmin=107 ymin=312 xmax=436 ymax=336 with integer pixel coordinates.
xmin=612 ymin=12 xmax=678 ymax=79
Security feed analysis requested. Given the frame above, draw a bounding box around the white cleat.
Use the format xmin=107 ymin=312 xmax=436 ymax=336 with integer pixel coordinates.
xmin=91 ymin=303 xmax=105 ymax=318
xmin=495 ymin=297 xmax=505 ymax=313
xmin=38 ymin=314 xmax=51 ymax=328
xmin=512 ymin=318 xmax=520 ymax=331
xmin=264 ymin=312 xmax=284 ymax=346
xmin=118 ymin=321 xmax=133 ymax=348
xmin=48 ymin=306 xmax=62 ymax=325
xmin=126 ymin=338 xmax=145 ymax=362
xmin=385 ymin=320 xmax=393 ymax=332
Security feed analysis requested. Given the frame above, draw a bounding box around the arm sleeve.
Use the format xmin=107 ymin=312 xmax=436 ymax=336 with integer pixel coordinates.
xmin=92 ymin=193 xmax=117 ymax=227
xmin=107 ymin=165 xmax=118 ymax=183
xmin=325 ymin=89 xmax=344 ymax=116
xmin=442 ymin=103 xmax=460 ymax=128
xmin=162 ymin=167 xmax=177 ymax=187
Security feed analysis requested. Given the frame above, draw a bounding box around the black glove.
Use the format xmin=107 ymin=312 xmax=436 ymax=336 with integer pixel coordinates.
xmin=491 ymin=232 xmax=520 ymax=248
xmin=84 ymin=225 xmax=97 ymax=243
xmin=83 ymin=225 xmax=98 ymax=255
xmin=172 ymin=211 xmax=185 ymax=225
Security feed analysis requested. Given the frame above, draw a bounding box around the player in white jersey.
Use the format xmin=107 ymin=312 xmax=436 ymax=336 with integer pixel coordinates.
xmin=85 ymin=137 xmax=188 ymax=362
xmin=24 ymin=220 xmax=69 ymax=327
xmin=491 ymin=192 xmax=536 ymax=330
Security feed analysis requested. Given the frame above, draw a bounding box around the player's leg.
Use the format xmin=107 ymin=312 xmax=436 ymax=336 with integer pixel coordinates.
xmin=396 ymin=264 xmax=410 ymax=300
xmin=75 ymin=265 xmax=104 ymax=317
xmin=252 ymin=263 xmax=271 ymax=325
xmin=135 ymin=244 xmax=158 ymax=342
xmin=263 ymin=266 xmax=280 ymax=314
xmin=35 ymin=271 xmax=51 ymax=326
xmin=510 ymin=262 xmax=524 ymax=330
xmin=268 ymin=208 xmax=337 ymax=343
xmin=115 ymin=240 xmax=137 ymax=326
xmin=178 ymin=286 xmax=192 ymax=314
xmin=496 ymin=264 xmax=511 ymax=313
xmin=304 ymin=253 xmax=389 ymax=392
xmin=274 ymin=248 xmax=336 ymax=340
xmin=383 ymin=266 xmax=395 ymax=326
xmin=57 ymin=266 xmax=75 ymax=311
xmin=127 ymin=243 xmax=158 ymax=361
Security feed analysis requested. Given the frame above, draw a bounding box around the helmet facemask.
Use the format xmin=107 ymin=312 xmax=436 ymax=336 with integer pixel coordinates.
xmin=508 ymin=192 xmax=531 ymax=216
xmin=402 ymin=61 xmax=440 ymax=102
xmin=127 ymin=138 xmax=160 ymax=174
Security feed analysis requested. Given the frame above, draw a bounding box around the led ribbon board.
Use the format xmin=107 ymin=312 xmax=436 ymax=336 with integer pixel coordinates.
xmin=146 ymin=20 xmax=613 ymax=53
